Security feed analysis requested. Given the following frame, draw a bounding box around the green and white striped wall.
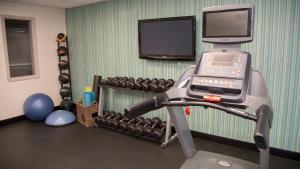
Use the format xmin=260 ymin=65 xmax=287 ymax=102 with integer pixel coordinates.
xmin=65 ymin=0 xmax=300 ymax=152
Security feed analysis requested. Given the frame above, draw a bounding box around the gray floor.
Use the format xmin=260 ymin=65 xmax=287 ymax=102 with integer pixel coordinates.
xmin=0 ymin=120 xmax=299 ymax=169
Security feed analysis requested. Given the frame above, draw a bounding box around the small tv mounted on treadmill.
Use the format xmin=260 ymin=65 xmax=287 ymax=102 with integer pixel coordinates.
xmin=202 ymin=4 xmax=253 ymax=43
xmin=138 ymin=16 xmax=196 ymax=61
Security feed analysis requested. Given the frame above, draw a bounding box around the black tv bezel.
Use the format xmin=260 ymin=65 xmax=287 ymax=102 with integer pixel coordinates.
xmin=202 ymin=8 xmax=252 ymax=38
xmin=138 ymin=16 xmax=196 ymax=61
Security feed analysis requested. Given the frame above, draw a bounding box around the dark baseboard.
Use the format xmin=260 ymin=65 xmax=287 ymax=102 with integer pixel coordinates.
xmin=0 ymin=115 xmax=26 ymax=126
xmin=0 ymin=106 xmax=61 ymax=126
xmin=269 ymin=147 xmax=300 ymax=161
xmin=191 ymin=131 xmax=300 ymax=161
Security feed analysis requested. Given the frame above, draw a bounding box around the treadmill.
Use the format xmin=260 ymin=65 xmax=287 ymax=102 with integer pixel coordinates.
xmin=125 ymin=4 xmax=273 ymax=169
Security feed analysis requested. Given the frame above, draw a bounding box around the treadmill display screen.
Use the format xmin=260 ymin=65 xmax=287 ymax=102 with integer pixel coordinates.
xmin=203 ymin=9 xmax=251 ymax=37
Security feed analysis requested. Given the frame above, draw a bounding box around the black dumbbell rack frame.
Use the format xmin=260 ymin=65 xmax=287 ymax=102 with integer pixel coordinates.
xmin=57 ymin=37 xmax=73 ymax=101
xmin=96 ymin=83 xmax=178 ymax=148
xmin=98 ymin=84 xmax=161 ymax=94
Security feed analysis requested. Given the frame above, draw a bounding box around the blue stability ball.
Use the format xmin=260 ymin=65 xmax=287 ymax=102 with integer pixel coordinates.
xmin=23 ymin=93 xmax=54 ymax=121
xmin=45 ymin=110 xmax=75 ymax=126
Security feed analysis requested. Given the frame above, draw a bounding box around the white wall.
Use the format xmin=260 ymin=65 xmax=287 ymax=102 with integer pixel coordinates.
xmin=0 ymin=2 xmax=66 ymax=120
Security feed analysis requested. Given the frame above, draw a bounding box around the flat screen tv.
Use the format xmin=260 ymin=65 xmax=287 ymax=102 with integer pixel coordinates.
xmin=202 ymin=5 xmax=253 ymax=43
xmin=138 ymin=16 xmax=196 ymax=61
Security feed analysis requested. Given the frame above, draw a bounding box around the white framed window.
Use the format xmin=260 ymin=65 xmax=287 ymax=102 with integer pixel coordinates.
xmin=1 ymin=15 xmax=39 ymax=82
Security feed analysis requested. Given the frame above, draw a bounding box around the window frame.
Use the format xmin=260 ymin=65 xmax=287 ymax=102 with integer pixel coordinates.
xmin=1 ymin=15 xmax=39 ymax=82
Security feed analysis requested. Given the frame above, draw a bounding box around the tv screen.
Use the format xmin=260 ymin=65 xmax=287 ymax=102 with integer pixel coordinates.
xmin=138 ymin=16 xmax=196 ymax=61
xmin=202 ymin=5 xmax=253 ymax=43
xmin=203 ymin=9 xmax=251 ymax=37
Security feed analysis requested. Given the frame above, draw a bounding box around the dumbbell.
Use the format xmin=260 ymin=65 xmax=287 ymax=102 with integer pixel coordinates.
xmin=119 ymin=76 xmax=128 ymax=82
xmin=112 ymin=76 xmax=123 ymax=87
xmin=95 ymin=111 xmax=116 ymax=125
xmin=144 ymin=117 xmax=162 ymax=137
xmin=149 ymin=82 xmax=159 ymax=92
xmin=153 ymin=122 xmax=167 ymax=140
xmin=101 ymin=111 xmax=118 ymax=126
xmin=99 ymin=79 xmax=108 ymax=85
xmin=127 ymin=117 xmax=145 ymax=134
xmin=134 ymin=118 xmax=153 ymax=136
xmin=128 ymin=77 xmax=135 ymax=82
xmin=107 ymin=113 xmax=124 ymax=127
xmin=123 ymin=76 xmax=129 ymax=81
xmin=157 ymin=78 xmax=174 ymax=92
xmin=141 ymin=81 xmax=150 ymax=91
xmin=119 ymin=80 xmax=127 ymax=88
xmin=133 ymin=78 xmax=146 ymax=90
xmin=127 ymin=80 xmax=141 ymax=90
xmin=158 ymin=79 xmax=166 ymax=84
xmin=136 ymin=77 xmax=144 ymax=83
xmin=111 ymin=116 xmax=129 ymax=129
xmin=133 ymin=81 xmax=142 ymax=90
xmin=127 ymin=80 xmax=135 ymax=89
xmin=143 ymin=78 xmax=151 ymax=84
xmin=141 ymin=82 xmax=150 ymax=91
xmin=111 ymin=79 xmax=121 ymax=87
xmin=150 ymin=78 xmax=158 ymax=84
xmin=165 ymin=79 xmax=175 ymax=88
xmin=120 ymin=118 xmax=136 ymax=131
xmin=157 ymin=79 xmax=175 ymax=92
xmin=113 ymin=77 xmax=127 ymax=88
xmin=157 ymin=83 xmax=167 ymax=93
xmin=106 ymin=77 xmax=114 ymax=86
xmin=95 ymin=111 xmax=110 ymax=124
xmin=126 ymin=77 xmax=135 ymax=88
xmin=149 ymin=78 xmax=166 ymax=92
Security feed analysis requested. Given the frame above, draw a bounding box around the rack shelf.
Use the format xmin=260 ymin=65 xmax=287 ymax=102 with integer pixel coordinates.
xmin=57 ymin=36 xmax=72 ymax=101
xmin=97 ymin=82 xmax=177 ymax=148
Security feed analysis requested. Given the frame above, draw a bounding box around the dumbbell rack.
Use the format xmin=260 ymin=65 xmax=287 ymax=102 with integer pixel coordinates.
xmin=57 ymin=35 xmax=73 ymax=101
xmin=97 ymin=85 xmax=177 ymax=148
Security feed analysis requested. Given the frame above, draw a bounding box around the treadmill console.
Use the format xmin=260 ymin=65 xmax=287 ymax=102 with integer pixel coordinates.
xmin=187 ymin=51 xmax=251 ymax=103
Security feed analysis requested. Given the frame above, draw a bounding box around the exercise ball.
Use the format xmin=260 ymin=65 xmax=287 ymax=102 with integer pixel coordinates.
xmin=23 ymin=93 xmax=54 ymax=121
xmin=45 ymin=110 xmax=75 ymax=126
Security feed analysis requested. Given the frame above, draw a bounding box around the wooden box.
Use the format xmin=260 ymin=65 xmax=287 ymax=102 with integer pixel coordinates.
xmin=76 ymin=101 xmax=99 ymax=127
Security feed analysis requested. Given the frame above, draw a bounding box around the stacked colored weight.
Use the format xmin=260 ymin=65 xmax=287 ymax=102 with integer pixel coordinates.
xmin=57 ymin=33 xmax=73 ymax=111
xmin=56 ymin=33 xmax=67 ymax=42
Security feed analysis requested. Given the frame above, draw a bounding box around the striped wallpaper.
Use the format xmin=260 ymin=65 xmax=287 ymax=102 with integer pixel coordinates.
xmin=65 ymin=0 xmax=300 ymax=152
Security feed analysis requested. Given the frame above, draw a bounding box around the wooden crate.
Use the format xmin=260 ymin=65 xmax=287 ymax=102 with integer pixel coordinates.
xmin=76 ymin=101 xmax=99 ymax=127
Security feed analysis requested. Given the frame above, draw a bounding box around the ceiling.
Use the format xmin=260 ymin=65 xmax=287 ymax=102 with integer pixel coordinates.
xmin=2 ymin=0 xmax=109 ymax=8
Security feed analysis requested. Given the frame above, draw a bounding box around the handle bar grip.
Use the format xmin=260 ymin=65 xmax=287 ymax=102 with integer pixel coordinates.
xmin=254 ymin=106 xmax=271 ymax=149
xmin=124 ymin=94 xmax=166 ymax=119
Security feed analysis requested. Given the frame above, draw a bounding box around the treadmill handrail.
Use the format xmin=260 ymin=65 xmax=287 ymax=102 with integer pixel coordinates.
xmin=161 ymin=100 xmax=257 ymax=121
